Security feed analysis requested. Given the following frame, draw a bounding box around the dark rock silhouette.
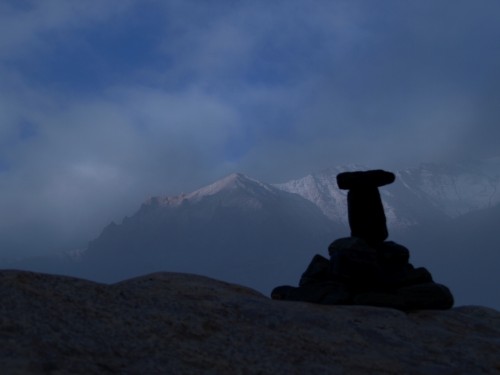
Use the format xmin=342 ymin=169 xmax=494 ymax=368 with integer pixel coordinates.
xmin=272 ymin=169 xmax=454 ymax=311
xmin=337 ymin=169 xmax=395 ymax=245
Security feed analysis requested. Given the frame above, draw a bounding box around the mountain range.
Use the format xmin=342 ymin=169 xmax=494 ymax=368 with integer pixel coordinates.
xmin=4 ymin=157 xmax=500 ymax=309
xmin=276 ymin=158 xmax=500 ymax=227
xmin=79 ymin=173 xmax=338 ymax=292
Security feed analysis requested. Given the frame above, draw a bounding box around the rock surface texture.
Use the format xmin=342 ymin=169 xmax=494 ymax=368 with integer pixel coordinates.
xmin=0 ymin=270 xmax=499 ymax=374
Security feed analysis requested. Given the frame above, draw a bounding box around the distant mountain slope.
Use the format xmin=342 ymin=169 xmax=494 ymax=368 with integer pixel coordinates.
xmin=4 ymin=159 xmax=499 ymax=309
xmin=274 ymin=158 xmax=500 ymax=229
xmin=78 ymin=173 xmax=340 ymax=292
xmin=399 ymin=201 xmax=500 ymax=310
xmin=396 ymin=158 xmax=500 ymax=217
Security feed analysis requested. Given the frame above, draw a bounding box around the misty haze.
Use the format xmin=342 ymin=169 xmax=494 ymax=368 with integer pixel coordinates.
xmin=3 ymin=159 xmax=500 ymax=310
xmin=1 ymin=1 xmax=500 ymax=313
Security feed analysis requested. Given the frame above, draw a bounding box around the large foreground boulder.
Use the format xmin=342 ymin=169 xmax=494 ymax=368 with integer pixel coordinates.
xmin=0 ymin=270 xmax=499 ymax=374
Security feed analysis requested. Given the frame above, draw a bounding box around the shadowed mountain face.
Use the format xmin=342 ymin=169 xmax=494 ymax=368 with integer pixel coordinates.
xmin=78 ymin=173 xmax=339 ymax=292
xmin=396 ymin=202 xmax=500 ymax=310
xmin=3 ymin=159 xmax=500 ymax=309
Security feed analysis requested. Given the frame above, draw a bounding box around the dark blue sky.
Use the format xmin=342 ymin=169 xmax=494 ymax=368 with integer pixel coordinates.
xmin=1 ymin=0 xmax=500 ymax=255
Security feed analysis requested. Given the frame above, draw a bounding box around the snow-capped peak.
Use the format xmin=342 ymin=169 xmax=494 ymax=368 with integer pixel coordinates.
xmin=185 ymin=173 xmax=275 ymax=201
xmin=147 ymin=173 xmax=278 ymax=208
xmin=143 ymin=158 xmax=500 ymax=226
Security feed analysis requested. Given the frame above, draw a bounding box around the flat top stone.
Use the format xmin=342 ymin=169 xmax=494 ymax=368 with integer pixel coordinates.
xmin=337 ymin=170 xmax=396 ymax=190
xmin=0 ymin=270 xmax=499 ymax=374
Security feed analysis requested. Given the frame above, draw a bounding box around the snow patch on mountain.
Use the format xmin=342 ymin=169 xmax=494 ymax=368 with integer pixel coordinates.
xmin=186 ymin=173 xmax=275 ymax=202
xmin=137 ymin=158 xmax=500 ymax=230
xmin=274 ymin=158 xmax=500 ymax=228
xmin=397 ymin=159 xmax=500 ymax=218
xmin=144 ymin=173 xmax=279 ymax=209
xmin=274 ymin=172 xmax=348 ymax=224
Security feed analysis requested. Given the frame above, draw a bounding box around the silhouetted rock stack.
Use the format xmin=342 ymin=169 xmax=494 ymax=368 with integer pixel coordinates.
xmin=272 ymin=169 xmax=454 ymax=311
xmin=338 ymin=170 xmax=394 ymax=245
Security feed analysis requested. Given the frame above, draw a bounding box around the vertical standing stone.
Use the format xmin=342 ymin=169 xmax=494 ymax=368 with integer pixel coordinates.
xmin=337 ymin=170 xmax=395 ymax=245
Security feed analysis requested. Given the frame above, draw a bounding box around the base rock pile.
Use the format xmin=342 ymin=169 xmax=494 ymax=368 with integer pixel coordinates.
xmin=1 ymin=270 xmax=499 ymax=374
xmin=272 ymin=170 xmax=454 ymax=310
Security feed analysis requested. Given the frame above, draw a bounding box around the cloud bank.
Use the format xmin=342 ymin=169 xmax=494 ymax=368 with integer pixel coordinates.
xmin=1 ymin=0 xmax=499 ymax=255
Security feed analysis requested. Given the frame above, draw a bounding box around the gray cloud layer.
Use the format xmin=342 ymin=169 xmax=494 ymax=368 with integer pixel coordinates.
xmin=1 ymin=0 xmax=499 ymax=255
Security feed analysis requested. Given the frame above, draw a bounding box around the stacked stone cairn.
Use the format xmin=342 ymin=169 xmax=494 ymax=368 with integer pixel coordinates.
xmin=271 ymin=170 xmax=454 ymax=311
